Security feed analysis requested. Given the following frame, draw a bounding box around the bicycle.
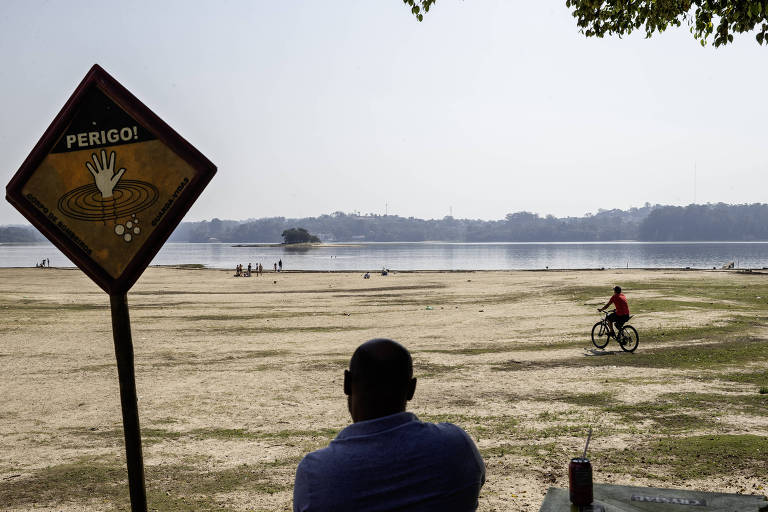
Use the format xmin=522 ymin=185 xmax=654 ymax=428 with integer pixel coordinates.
xmin=591 ymin=310 xmax=639 ymax=352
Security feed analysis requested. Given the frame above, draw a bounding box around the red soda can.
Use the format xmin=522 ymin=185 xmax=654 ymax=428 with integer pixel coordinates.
xmin=569 ymin=457 xmax=593 ymax=505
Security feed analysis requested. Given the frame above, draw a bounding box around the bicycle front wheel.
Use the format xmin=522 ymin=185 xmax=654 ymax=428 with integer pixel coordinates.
xmin=619 ymin=325 xmax=639 ymax=352
xmin=591 ymin=321 xmax=609 ymax=349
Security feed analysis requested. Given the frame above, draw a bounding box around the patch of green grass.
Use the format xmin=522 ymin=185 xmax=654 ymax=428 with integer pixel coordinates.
xmin=536 ymin=410 xmax=569 ymax=422
xmin=356 ymin=294 xmax=454 ymax=306
xmin=66 ymin=426 xmax=184 ymax=447
xmin=498 ymin=337 xmax=768 ymax=372
xmin=152 ymin=417 xmax=180 ymax=425
xmin=420 ymin=345 xmax=511 ymax=356
xmin=0 ymin=457 xmax=129 ymax=509
xmin=178 ymin=311 xmax=333 ymax=322
xmin=1 ymin=302 xmax=108 ymax=312
xmin=183 ymin=314 xmax=259 ymax=321
xmin=520 ymin=339 xmax=592 ymax=351
xmin=639 ymin=315 xmax=765 ymax=344
xmin=602 ymin=400 xmax=716 ymax=433
xmin=597 ymin=435 xmax=768 ymax=482
xmin=661 ymin=392 xmax=768 ymax=416
xmin=77 ymin=363 xmax=115 ymax=372
xmin=414 ymin=361 xmax=465 ymax=378
xmin=181 ymin=325 xmax=367 ymax=335
xmin=562 ymin=278 xmax=768 ymax=313
xmin=603 ymin=337 xmax=768 ymax=370
xmin=146 ymin=462 xmax=289 ymax=510
xmin=301 ymin=358 xmax=351 ymax=371
xmin=480 ymin=442 xmax=558 ymax=461
xmin=491 ymin=358 xmax=539 ymax=371
xmin=555 ymin=391 xmax=763 ymax=432
xmin=449 ymin=398 xmax=477 ymax=407
xmin=555 ymin=392 xmax=616 ymax=408
xmin=144 ymin=349 xmax=290 ymax=369
xmin=188 ymin=427 xmax=339 ymax=441
xmin=143 ymin=428 xmax=184 ymax=442
xmin=522 ymin=423 xmax=596 ymax=440
xmin=716 ymin=368 xmax=768 ymax=386
xmin=760 ymin=386 xmax=768 ymax=394
xmin=417 ymin=413 xmax=518 ymax=439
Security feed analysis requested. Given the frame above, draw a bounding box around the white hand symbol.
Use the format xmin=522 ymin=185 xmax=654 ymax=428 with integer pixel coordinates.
xmin=85 ymin=150 xmax=125 ymax=199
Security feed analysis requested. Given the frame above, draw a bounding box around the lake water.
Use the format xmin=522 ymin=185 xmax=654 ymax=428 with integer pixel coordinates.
xmin=3 ymin=241 xmax=768 ymax=271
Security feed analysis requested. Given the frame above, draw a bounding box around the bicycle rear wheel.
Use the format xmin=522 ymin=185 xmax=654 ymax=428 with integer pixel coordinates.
xmin=618 ymin=325 xmax=639 ymax=352
xmin=591 ymin=321 xmax=609 ymax=349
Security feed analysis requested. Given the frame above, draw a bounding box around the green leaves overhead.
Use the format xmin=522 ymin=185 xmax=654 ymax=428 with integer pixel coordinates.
xmin=402 ymin=0 xmax=767 ymax=46
xmin=404 ymin=0 xmax=437 ymax=22
xmin=565 ymin=0 xmax=768 ymax=47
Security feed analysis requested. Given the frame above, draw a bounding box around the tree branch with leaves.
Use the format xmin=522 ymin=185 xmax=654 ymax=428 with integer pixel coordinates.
xmin=566 ymin=0 xmax=768 ymax=47
xmin=403 ymin=0 xmax=437 ymax=22
xmin=404 ymin=0 xmax=768 ymax=47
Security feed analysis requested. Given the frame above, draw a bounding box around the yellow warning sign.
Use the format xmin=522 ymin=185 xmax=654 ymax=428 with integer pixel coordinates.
xmin=6 ymin=65 xmax=216 ymax=293
xmin=22 ymin=141 xmax=194 ymax=278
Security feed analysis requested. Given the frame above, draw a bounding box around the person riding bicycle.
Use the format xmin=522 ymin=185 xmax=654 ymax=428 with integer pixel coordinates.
xmin=598 ymin=286 xmax=630 ymax=338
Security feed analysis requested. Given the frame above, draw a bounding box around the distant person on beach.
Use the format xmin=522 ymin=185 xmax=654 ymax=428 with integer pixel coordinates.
xmin=293 ymin=338 xmax=485 ymax=512
xmin=279 ymin=259 xmax=283 ymax=272
xmin=274 ymin=262 xmax=278 ymax=272
xmin=598 ymin=286 xmax=630 ymax=337
xmin=258 ymin=263 xmax=263 ymax=276
xmin=248 ymin=263 xmax=252 ymax=276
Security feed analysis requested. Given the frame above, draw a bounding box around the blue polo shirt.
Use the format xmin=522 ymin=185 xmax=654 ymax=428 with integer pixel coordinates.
xmin=293 ymin=412 xmax=485 ymax=512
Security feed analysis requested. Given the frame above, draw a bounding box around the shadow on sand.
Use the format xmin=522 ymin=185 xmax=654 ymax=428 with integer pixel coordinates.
xmin=583 ymin=348 xmax=624 ymax=356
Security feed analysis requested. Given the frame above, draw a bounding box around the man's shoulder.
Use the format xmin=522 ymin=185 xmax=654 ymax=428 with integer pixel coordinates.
xmin=418 ymin=419 xmax=474 ymax=442
xmin=299 ymin=416 xmax=476 ymax=466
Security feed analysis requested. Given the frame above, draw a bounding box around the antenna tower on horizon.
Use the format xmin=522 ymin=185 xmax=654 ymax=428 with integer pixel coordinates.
xmin=694 ymin=162 xmax=697 ymax=205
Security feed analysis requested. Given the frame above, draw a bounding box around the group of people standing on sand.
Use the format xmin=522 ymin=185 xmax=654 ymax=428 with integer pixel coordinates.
xmin=234 ymin=259 xmax=283 ymax=277
xmin=35 ymin=258 xmax=50 ymax=268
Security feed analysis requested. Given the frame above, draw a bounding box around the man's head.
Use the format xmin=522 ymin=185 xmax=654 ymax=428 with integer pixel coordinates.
xmin=344 ymin=338 xmax=417 ymax=423
xmin=614 ymin=286 xmax=622 ymax=294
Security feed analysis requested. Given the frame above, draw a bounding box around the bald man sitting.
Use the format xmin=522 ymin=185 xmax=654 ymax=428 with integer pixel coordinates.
xmin=293 ymin=338 xmax=485 ymax=512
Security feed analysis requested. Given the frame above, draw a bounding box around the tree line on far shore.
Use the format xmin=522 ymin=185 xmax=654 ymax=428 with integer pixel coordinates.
xmin=5 ymin=203 xmax=768 ymax=244
xmin=167 ymin=203 xmax=768 ymax=243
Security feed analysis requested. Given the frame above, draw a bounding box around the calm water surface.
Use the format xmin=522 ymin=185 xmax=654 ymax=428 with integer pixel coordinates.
xmin=3 ymin=242 xmax=768 ymax=271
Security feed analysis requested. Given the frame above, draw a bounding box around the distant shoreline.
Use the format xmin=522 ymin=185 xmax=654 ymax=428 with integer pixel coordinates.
xmin=231 ymin=243 xmax=362 ymax=248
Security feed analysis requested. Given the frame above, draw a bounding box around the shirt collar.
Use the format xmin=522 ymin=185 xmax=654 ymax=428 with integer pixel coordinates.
xmin=336 ymin=411 xmax=417 ymax=440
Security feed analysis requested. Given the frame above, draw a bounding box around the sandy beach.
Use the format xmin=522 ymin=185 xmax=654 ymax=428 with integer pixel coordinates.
xmin=0 ymin=267 xmax=766 ymax=511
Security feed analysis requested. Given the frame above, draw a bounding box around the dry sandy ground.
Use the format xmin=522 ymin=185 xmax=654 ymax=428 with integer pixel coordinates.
xmin=0 ymin=267 xmax=766 ymax=511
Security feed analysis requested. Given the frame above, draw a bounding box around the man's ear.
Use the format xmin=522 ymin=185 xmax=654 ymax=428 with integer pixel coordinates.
xmin=344 ymin=370 xmax=351 ymax=396
xmin=406 ymin=377 xmax=417 ymax=401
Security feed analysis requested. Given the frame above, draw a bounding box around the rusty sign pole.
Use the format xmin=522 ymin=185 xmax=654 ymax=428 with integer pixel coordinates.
xmin=110 ymin=293 xmax=147 ymax=511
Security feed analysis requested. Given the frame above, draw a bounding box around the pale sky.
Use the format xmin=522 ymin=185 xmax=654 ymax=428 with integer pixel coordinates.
xmin=1 ymin=1 xmax=766 ymax=224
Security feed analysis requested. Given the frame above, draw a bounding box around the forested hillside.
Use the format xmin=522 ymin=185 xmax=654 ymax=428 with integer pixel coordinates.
xmin=5 ymin=203 xmax=768 ymax=243
xmin=168 ymin=205 xmax=653 ymax=242
xmin=639 ymin=204 xmax=768 ymax=241
xmin=0 ymin=226 xmax=43 ymax=243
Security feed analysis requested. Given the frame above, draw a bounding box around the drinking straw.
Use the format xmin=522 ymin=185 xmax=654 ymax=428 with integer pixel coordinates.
xmin=582 ymin=428 xmax=593 ymax=459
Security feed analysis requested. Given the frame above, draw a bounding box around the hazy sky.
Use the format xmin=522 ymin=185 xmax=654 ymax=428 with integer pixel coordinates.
xmin=2 ymin=1 xmax=767 ymax=224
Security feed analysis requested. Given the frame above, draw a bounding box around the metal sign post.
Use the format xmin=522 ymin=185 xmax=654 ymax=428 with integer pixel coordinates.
xmin=6 ymin=64 xmax=216 ymax=511
xmin=110 ymin=292 xmax=146 ymax=509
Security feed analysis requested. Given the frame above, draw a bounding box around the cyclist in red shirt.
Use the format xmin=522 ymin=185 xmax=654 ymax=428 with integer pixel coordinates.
xmin=598 ymin=286 xmax=630 ymax=338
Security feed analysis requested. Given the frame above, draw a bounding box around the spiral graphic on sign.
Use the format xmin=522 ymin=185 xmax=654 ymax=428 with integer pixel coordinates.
xmin=58 ymin=180 xmax=159 ymax=221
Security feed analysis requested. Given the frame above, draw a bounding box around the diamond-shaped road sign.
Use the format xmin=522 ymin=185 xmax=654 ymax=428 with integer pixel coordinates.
xmin=6 ymin=64 xmax=217 ymax=511
xmin=6 ymin=64 xmax=216 ymax=294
